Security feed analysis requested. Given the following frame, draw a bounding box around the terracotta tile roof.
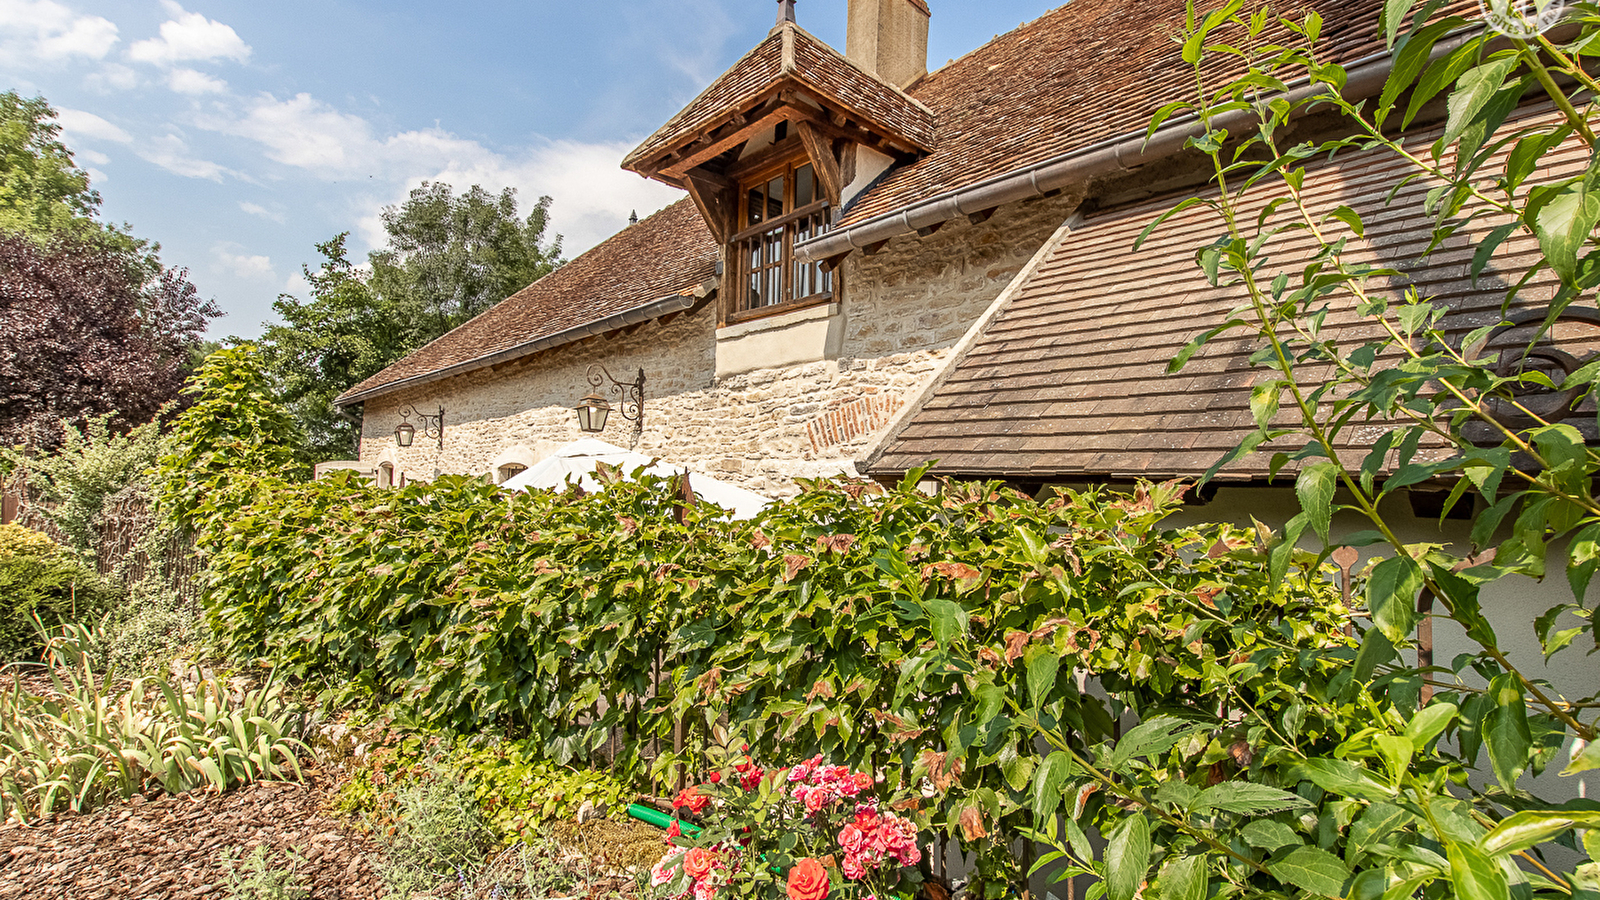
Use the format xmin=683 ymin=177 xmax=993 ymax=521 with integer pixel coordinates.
xmin=866 ymin=106 xmax=1592 ymax=481
xmin=840 ymin=0 xmax=1478 ymax=227
xmin=622 ymin=23 xmax=935 ymax=174
xmin=336 ymin=199 xmax=716 ymax=405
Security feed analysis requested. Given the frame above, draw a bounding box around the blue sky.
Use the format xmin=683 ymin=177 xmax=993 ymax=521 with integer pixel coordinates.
xmin=1 ymin=0 xmax=1055 ymax=338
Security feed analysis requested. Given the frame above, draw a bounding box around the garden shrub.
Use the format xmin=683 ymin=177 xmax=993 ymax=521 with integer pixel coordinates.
xmin=2 ymin=413 xmax=166 ymax=553
xmin=0 ymin=522 xmax=116 ymax=660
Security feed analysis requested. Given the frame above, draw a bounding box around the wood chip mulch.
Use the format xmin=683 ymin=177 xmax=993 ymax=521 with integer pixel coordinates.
xmin=0 ymin=769 xmax=383 ymax=899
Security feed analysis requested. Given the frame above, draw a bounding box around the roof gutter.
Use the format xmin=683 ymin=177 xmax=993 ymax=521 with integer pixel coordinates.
xmin=335 ymin=284 xmax=712 ymax=408
xmin=795 ymin=30 xmax=1480 ymax=264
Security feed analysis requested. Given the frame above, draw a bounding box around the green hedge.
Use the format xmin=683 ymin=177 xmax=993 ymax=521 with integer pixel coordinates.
xmin=194 ymin=464 xmax=1350 ymax=871
xmin=0 ymin=524 xmax=117 ymax=660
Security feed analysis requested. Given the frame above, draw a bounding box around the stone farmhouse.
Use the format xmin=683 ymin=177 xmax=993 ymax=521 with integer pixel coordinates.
xmin=336 ymin=0 xmax=1591 ymax=526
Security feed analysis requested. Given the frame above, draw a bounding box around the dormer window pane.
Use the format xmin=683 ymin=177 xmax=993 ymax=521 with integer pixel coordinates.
xmin=765 ymin=175 xmax=785 ymax=220
xmin=796 ymin=165 xmax=815 ymax=208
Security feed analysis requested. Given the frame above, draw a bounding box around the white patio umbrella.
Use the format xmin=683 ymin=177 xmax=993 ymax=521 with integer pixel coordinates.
xmin=500 ymin=439 xmax=772 ymax=520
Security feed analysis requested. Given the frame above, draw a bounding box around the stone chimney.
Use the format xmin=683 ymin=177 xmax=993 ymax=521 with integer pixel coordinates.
xmin=846 ymin=0 xmax=929 ymax=90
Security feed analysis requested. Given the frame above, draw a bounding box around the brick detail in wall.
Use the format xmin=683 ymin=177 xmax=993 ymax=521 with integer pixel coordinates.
xmin=807 ymin=393 xmax=904 ymax=454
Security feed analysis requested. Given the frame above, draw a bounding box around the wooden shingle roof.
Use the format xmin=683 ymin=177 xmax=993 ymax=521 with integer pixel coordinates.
xmin=865 ymin=106 xmax=1592 ymax=481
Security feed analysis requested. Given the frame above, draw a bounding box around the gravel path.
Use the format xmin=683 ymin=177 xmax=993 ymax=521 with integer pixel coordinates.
xmin=0 ymin=770 xmax=382 ymax=899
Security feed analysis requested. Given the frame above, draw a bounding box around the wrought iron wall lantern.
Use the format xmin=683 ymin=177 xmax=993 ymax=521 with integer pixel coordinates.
xmin=394 ymin=405 xmax=445 ymax=449
xmin=574 ymin=365 xmax=645 ymax=434
xmin=1462 ymin=307 xmax=1600 ymax=446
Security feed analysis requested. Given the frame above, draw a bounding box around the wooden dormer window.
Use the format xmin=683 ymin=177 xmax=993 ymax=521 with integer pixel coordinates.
xmin=730 ymin=156 xmax=833 ymax=322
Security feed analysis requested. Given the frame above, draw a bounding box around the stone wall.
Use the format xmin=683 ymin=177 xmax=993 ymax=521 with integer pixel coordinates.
xmin=357 ymin=190 xmax=1082 ymax=499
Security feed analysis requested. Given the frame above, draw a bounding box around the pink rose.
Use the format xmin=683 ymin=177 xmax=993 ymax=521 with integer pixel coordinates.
xmin=839 ymin=825 xmax=864 ymax=854
xmin=787 ymin=858 xmax=830 ymax=900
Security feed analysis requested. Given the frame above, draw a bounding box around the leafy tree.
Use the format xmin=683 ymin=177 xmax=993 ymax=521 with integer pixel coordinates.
xmin=259 ymin=183 xmax=564 ymax=461
xmin=0 ymin=90 xmax=99 ymax=239
xmin=257 ymin=234 xmax=415 ymax=462
xmin=371 ymin=181 xmax=563 ymax=336
xmin=0 ymin=233 xmax=218 ymax=450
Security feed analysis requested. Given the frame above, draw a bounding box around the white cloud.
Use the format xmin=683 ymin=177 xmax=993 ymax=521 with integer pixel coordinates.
xmin=239 ymin=200 xmax=285 ymax=223
xmin=166 ymin=66 xmax=226 ymax=94
xmin=206 ymin=92 xmax=682 ymax=255
xmin=83 ymin=62 xmax=138 ymax=92
xmin=137 ymin=133 xmax=228 ymax=181
xmin=56 ymin=107 xmax=131 ymax=143
xmin=0 ymin=0 xmax=119 ymax=66
xmin=84 ymin=166 xmax=105 ymax=183
xmin=128 ymin=1 xmax=249 ymax=66
xmin=212 ymin=242 xmax=273 ymax=280
xmin=77 ymin=148 xmax=109 ymax=165
xmin=284 ymin=271 xmax=309 ymax=294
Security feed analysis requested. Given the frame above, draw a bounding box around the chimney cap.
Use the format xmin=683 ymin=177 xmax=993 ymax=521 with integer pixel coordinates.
xmin=777 ymin=0 xmax=796 ymax=26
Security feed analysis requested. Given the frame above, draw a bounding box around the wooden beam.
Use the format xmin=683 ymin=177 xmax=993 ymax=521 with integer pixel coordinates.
xmin=661 ymin=103 xmax=800 ymax=180
xmin=863 ymin=239 xmax=890 ymax=256
xmin=967 ymin=208 xmax=996 ymax=225
xmin=796 ymin=121 xmax=843 ymax=206
xmin=684 ymin=172 xmax=736 ymax=244
xmin=916 ymin=221 xmax=943 ymax=238
xmin=820 ymin=251 xmax=852 ymax=273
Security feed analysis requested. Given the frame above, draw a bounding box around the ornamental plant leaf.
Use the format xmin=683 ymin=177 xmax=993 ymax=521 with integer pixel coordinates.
xmin=1192 ymin=782 xmax=1311 ymax=816
xmin=1267 ymin=845 xmax=1350 ymax=898
xmin=1296 ymin=460 xmax=1339 ymax=543
xmin=1447 ymin=840 xmax=1511 ymax=900
xmin=1158 ymin=854 xmax=1207 ymax=900
xmin=1366 ymin=555 xmax=1423 ymax=643
xmin=1242 ymin=819 xmax=1303 ymax=852
xmin=1484 ymin=674 xmax=1533 ymax=791
xmin=1105 ymin=813 xmax=1152 ymax=900
xmin=1030 ymin=750 xmax=1074 ymax=821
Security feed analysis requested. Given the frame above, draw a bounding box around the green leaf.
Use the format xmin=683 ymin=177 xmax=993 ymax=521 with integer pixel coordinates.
xmin=1251 ymin=382 xmax=1284 ymax=431
xmin=1111 ymin=716 xmax=1191 ymax=768
xmin=1193 ymin=782 xmax=1311 ymax=816
xmin=1484 ymin=674 xmax=1533 ymax=791
xmin=1296 ymin=461 xmax=1339 ymax=543
xmin=1158 ymin=854 xmax=1207 ymax=900
xmin=1026 ymin=647 xmax=1060 ymax=710
xmin=1440 ymin=55 xmax=1520 ymax=151
xmin=1527 ymin=177 xmax=1600 ymax=286
xmin=1030 ymin=751 xmax=1073 ymax=821
xmin=1106 ymin=814 xmax=1152 ymax=900
xmin=1565 ymin=738 xmax=1600 ymax=776
xmin=1268 ymin=845 xmax=1350 ymax=897
xmin=1350 ymin=802 xmax=1416 ymax=855
xmin=925 ymin=599 xmax=969 ymax=649
xmin=1482 ymin=810 xmax=1600 ymax=855
xmin=1382 ymin=0 xmax=1420 ymax=47
xmin=1447 ymin=840 xmax=1510 ymax=900
xmin=1366 ymin=555 xmax=1423 ymax=642
xmin=1403 ymin=701 xmax=1459 ymax=747
xmin=1242 ymin=819 xmax=1302 ymax=852
xmin=1293 ymin=759 xmax=1396 ymax=802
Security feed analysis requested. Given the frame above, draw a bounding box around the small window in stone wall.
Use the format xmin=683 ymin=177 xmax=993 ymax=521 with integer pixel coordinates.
xmin=497 ymin=463 xmax=528 ymax=484
xmin=377 ymin=463 xmax=395 ymax=488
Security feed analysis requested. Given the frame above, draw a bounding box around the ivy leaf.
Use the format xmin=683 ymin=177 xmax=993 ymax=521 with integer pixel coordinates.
xmin=1484 ymin=674 xmax=1533 ymax=791
xmin=1267 ymin=845 xmax=1349 ymax=897
xmin=1192 ymin=782 xmax=1311 ymax=816
xmin=1106 ymin=814 xmax=1152 ymax=900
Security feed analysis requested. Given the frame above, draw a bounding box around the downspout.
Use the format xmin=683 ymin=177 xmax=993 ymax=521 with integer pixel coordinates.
xmin=795 ymin=30 xmax=1480 ymax=264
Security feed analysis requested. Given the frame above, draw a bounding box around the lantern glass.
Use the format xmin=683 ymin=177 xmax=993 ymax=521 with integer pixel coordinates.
xmin=574 ymin=393 xmax=611 ymax=433
xmin=395 ymin=422 xmax=415 ymax=447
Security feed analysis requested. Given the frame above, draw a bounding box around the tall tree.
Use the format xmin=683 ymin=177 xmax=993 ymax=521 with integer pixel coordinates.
xmin=0 ymin=90 xmax=98 ymax=238
xmin=259 ymin=183 xmax=564 ymax=461
xmin=0 ymin=233 xmax=219 ymax=450
xmin=370 ymin=182 xmax=563 ymax=336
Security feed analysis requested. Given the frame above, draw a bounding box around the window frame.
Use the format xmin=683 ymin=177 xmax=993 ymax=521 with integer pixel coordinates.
xmin=726 ymin=154 xmax=836 ymax=326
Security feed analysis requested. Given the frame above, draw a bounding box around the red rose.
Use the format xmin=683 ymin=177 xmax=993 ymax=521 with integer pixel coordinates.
xmin=683 ymin=847 xmax=716 ymax=880
xmin=674 ymin=786 xmax=711 ymax=814
xmin=709 ymin=771 xmax=723 ymax=783
xmin=787 ymin=858 xmax=830 ymax=900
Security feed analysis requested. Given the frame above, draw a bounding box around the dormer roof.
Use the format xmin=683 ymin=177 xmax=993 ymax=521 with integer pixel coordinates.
xmin=622 ymin=21 xmax=935 ymax=187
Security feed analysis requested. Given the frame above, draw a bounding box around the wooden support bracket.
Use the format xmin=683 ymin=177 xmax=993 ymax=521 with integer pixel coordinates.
xmin=796 ymin=121 xmax=844 ymax=206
